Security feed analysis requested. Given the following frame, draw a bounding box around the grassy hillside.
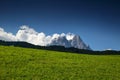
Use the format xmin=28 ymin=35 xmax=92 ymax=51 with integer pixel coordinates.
xmin=0 ymin=46 xmax=120 ymax=80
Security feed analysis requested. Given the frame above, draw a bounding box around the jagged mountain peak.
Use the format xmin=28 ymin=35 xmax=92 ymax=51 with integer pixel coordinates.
xmin=50 ymin=34 xmax=90 ymax=50
xmin=70 ymin=35 xmax=90 ymax=50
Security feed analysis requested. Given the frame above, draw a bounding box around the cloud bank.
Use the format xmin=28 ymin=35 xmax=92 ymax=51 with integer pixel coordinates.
xmin=0 ymin=27 xmax=17 ymax=41
xmin=0 ymin=25 xmax=90 ymax=49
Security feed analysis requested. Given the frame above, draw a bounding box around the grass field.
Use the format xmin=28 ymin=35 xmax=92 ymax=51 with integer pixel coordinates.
xmin=0 ymin=46 xmax=120 ymax=80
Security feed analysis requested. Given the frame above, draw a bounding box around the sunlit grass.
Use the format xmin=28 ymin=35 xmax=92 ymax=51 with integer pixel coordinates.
xmin=0 ymin=46 xmax=120 ymax=80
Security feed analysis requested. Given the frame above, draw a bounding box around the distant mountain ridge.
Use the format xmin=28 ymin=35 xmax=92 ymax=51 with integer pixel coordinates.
xmin=0 ymin=40 xmax=120 ymax=55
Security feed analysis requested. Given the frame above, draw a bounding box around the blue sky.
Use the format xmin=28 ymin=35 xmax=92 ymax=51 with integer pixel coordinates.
xmin=0 ymin=0 xmax=120 ymax=50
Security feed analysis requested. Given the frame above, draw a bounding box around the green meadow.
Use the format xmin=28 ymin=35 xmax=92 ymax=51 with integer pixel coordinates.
xmin=0 ymin=46 xmax=120 ymax=80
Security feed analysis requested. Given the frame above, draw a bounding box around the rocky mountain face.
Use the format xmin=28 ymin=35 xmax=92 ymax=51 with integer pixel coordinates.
xmin=50 ymin=34 xmax=91 ymax=50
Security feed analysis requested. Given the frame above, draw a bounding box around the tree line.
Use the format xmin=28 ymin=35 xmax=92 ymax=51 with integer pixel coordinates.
xmin=0 ymin=40 xmax=120 ymax=55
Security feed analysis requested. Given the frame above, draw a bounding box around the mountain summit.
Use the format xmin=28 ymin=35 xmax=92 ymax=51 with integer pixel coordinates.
xmin=70 ymin=35 xmax=90 ymax=50
xmin=51 ymin=33 xmax=90 ymax=50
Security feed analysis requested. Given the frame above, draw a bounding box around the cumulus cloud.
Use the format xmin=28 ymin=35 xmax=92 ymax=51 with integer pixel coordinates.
xmin=66 ymin=33 xmax=75 ymax=40
xmin=0 ymin=25 xmax=89 ymax=49
xmin=16 ymin=25 xmax=51 ymax=46
xmin=15 ymin=25 xmax=76 ymax=46
xmin=0 ymin=27 xmax=17 ymax=41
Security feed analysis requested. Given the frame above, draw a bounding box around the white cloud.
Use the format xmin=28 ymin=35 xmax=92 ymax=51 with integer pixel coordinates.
xmin=0 ymin=27 xmax=4 ymax=32
xmin=66 ymin=33 xmax=75 ymax=40
xmin=0 ymin=27 xmax=17 ymax=41
xmin=52 ymin=33 xmax=60 ymax=39
xmin=0 ymin=25 xmax=75 ymax=45
xmin=104 ymin=48 xmax=112 ymax=51
xmin=0 ymin=25 xmax=89 ymax=49
xmin=16 ymin=25 xmax=48 ymax=46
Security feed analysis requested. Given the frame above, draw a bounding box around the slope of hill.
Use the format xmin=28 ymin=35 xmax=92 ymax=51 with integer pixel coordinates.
xmin=0 ymin=40 xmax=120 ymax=55
xmin=0 ymin=46 xmax=120 ymax=80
